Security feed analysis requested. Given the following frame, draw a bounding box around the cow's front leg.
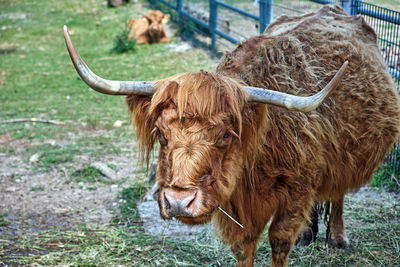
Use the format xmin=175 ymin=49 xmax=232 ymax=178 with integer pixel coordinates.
xmin=268 ymin=201 xmax=311 ymax=267
xmin=159 ymin=35 xmax=170 ymax=43
xmin=295 ymin=203 xmax=319 ymax=246
xmin=231 ymin=240 xmax=258 ymax=267
xmin=327 ymin=196 xmax=349 ymax=248
xmin=227 ymin=212 xmax=270 ymax=267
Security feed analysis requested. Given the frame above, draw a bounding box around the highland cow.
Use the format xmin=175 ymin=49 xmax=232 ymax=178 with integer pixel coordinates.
xmin=64 ymin=4 xmax=400 ymax=267
xmin=128 ymin=9 xmax=170 ymax=44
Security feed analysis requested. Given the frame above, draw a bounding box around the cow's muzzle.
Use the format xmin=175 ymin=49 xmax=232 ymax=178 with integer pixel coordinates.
xmin=161 ymin=188 xmax=198 ymax=218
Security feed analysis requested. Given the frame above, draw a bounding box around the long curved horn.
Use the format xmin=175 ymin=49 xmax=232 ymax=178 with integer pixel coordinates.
xmin=63 ymin=25 xmax=156 ymax=95
xmin=244 ymin=61 xmax=348 ymax=112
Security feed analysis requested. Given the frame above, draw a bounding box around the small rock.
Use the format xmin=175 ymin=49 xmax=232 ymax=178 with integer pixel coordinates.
xmin=168 ymin=43 xmax=191 ymax=53
xmin=44 ymin=139 xmax=57 ymax=146
xmin=113 ymin=120 xmax=123 ymax=128
xmin=55 ymin=208 xmax=70 ymax=214
xmin=29 ymin=153 xmax=40 ymax=163
xmin=107 ymin=0 xmax=122 ymax=7
xmin=138 ymin=200 xmax=206 ymax=239
xmin=90 ymin=162 xmax=117 ymax=180
xmin=5 ymin=187 xmax=17 ymax=192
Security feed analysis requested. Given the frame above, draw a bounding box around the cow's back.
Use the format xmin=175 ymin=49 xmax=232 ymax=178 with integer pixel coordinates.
xmin=217 ymin=4 xmax=400 ymax=199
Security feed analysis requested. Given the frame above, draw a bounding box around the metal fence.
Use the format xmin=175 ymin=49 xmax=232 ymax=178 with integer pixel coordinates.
xmin=152 ymin=0 xmax=399 ymax=87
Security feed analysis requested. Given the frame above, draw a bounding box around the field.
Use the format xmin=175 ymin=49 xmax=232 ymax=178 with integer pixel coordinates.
xmin=0 ymin=0 xmax=399 ymax=266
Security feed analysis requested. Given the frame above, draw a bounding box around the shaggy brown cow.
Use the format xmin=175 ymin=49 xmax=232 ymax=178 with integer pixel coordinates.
xmin=128 ymin=9 xmax=170 ymax=44
xmin=63 ymin=4 xmax=400 ymax=267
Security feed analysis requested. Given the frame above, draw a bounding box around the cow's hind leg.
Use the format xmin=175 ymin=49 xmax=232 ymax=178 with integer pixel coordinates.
xmin=295 ymin=203 xmax=319 ymax=246
xmin=327 ymin=196 xmax=349 ymax=248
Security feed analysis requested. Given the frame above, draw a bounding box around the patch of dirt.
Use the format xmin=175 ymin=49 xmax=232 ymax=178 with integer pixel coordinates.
xmin=0 ymin=132 xmax=141 ymax=241
xmin=351 ymin=186 xmax=400 ymax=204
xmin=168 ymin=43 xmax=191 ymax=53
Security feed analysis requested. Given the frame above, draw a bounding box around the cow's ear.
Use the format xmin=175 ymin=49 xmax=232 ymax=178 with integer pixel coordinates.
xmin=162 ymin=14 xmax=170 ymax=24
xmin=126 ymin=95 xmax=155 ymax=164
xmin=143 ymin=16 xmax=152 ymax=23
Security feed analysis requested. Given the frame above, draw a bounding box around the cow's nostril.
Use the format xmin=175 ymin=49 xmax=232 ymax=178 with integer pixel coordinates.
xmin=163 ymin=192 xmax=171 ymax=210
xmin=186 ymin=192 xmax=197 ymax=209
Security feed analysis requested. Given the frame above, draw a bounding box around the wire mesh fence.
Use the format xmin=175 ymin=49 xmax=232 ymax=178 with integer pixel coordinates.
xmin=357 ymin=1 xmax=400 ymax=89
xmin=270 ymin=1 xmax=400 ymax=90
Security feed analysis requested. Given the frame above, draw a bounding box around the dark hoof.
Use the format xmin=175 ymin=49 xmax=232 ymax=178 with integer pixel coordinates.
xmin=295 ymin=228 xmax=315 ymax=246
xmin=328 ymin=235 xmax=349 ymax=249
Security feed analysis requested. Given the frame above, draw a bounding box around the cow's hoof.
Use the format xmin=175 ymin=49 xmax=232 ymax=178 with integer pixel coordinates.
xmin=328 ymin=235 xmax=349 ymax=249
xmin=295 ymin=228 xmax=315 ymax=246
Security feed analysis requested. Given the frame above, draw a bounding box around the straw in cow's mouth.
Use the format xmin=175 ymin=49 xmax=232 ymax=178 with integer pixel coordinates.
xmin=218 ymin=206 xmax=244 ymax=228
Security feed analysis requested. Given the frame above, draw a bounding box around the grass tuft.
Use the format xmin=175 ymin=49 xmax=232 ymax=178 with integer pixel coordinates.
xmin=69 ymin=166 xmax=109 ymax=184
xmin=372 ymin=148 xmax=400 ymax=191
xmin=112 ymin=27 xmax=136 ymax=54
xmin=114 ymin=179 xmax=149 ymax=224
xmin=0 ymin=214 xmax=10 ymax=227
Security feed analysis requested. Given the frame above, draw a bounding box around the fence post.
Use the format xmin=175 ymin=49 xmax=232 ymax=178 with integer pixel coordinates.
xmin=342 ymin=0 xmax=357 ymax=15
xmin=177 ymin=0 xmax=183 ymax=23
xmin=209 ymin=0 xmax=218 ymax=50
xmin=353 ymin=0 xmax=362 ymax=15
xmin=259 ymin=0 xmax=273 ymax=34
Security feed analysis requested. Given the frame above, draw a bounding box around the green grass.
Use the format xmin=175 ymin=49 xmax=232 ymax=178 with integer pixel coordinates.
xmin=30 ymin=186 xmax=45 ymax=191
xmin=117 ymin=179 xmax=149 ymax=222
xmin=69 ymin=166 xmax=110 ymax=184
xmin=0 ymin=214 xmax=10 ymax=227
xmin=2 ymin=192 xmax=399 ymax=266
xmin=372 ymin=147 xmax=400 ymax=191
xmin=112 ymin=27 xmax=137 ymax=53
xmin=24 ymin=140 xmax=123 ymax=171
xmin=0 ymin=0 xmax=216 ymax=143
xmin=27 ymin=144 xmax=77 ymax=168
xmin=372 ymin=164 xmax=400 ymax=191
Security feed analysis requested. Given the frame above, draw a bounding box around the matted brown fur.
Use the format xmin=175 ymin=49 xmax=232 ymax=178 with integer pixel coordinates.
xmin=126 ymin=5 xmax=400 ymax=267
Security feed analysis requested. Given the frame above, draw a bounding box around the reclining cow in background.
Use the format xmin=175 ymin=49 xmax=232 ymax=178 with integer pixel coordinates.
xmin=128 ymin=9 xmax=170 ymax=44
xmin=64 ymin=4 xmax=400 ymax=267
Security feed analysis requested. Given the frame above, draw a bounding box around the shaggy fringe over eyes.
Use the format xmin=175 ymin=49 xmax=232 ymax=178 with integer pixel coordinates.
xmin=126 ymin=71 xmax=248 ymax=166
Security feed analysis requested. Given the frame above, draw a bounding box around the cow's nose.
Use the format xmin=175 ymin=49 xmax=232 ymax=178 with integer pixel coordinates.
xmin=163 ymin=189 xmax=197 ymax=218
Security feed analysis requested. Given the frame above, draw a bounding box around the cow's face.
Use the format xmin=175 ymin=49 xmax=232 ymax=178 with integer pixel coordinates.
xmin=129 ymin=72 xmax=248 ymax=225
xmin=156 ymin=107 xmax=243 ymax=224
xmin=145 ymin=10 xmax=169 ymax=38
